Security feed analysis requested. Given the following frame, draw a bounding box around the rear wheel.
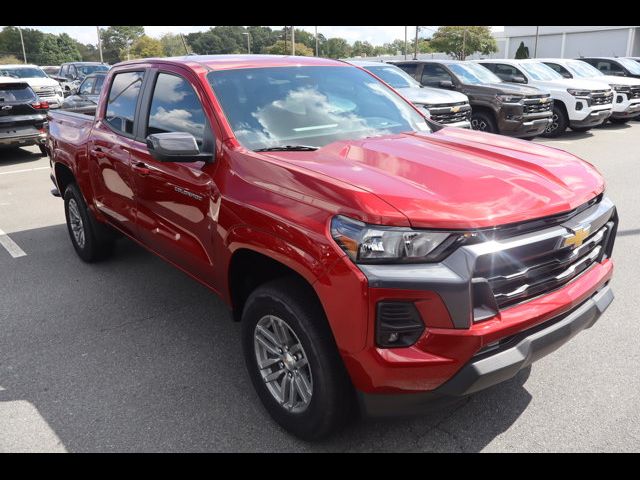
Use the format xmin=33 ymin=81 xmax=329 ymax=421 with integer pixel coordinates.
xmin=541 ymin=105 xmax=568 ymax=137
xmin=241 ymin=277 xmax=354 ymax=440
xmin=64 ymin=183 xmax=115 ymax=262
xmin=470 ymin=111 xmax=497 ymax=134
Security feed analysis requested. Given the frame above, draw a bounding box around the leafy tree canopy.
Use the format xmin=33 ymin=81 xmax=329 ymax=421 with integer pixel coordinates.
xmin=430 ymin=26 xmax=497 ymax=60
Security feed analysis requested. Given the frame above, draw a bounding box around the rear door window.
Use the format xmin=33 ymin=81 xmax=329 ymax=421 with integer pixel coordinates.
xmin=0 ymin=83 xmax=37 ymax=103
xmin=79 ymin=77 xmax=95 ymax=95
xmin=420 ymin=64 xmax=453 ymax=87
xmin=105 ymin=71 xmax=145 ymax=135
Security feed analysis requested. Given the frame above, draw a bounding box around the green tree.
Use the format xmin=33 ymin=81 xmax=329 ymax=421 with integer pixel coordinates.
xmin=263 ymin=40 xmax=313 ymax=56
xmin=324 ymin=37 xmax=351 ymax=59
xmin=127 ymin=35 xmax=164 ymax=60
xmin=352 ymin=41 xmax=375 ymax=57
xmin=514 ymin=41 xmax=530 ymax=59
xmin=246 ymin=26 xmax=280 ymax=54
xmin=186 ymin=26 xmax=246 ymax=55
xmin=0 ymin=55 xmax=22 ymax=65
xmin=430 ymin=26 xmax=497 ymax=60
xmin=101 ymin=26 xmax=145 ymax=63
xmin=76 ymin=42 xmax=101 ymax=62
xmin=0 ymin=27 xmax=45 ymax=63
xmin=160 ymin=33 xmax=188 ymax=57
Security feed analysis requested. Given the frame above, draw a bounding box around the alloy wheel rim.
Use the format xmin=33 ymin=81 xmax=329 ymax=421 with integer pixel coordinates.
xmin=471 ymin=118 xmax=488 ymax=131
xmin=254 ymin=315 xmax=313 ymax=413
xmin=68 ymin=198 xmax=85 ymax=249
xmin=547 ymin=113 xmax=559 ymax=133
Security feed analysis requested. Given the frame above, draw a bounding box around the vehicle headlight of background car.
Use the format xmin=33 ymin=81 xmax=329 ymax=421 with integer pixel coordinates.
xmin=567 ymin=89 xmax=592 ymax=97
xmin=497 ymin=94 xmax=524 ymax=103
xmin=610 ymin=84 xmax=631 ymax=93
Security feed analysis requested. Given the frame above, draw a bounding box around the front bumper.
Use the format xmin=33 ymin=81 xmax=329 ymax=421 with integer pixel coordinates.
xmin=611 ymin=95 xmax=640 ymax=118
xmin=0 ymin=129 xmax=47 ymax=147
xmin=570 ymin=107 xmax=612 ymax=127
xmin=359 ymin=283 xmax=613 ymax=416
xmin=497 ymin=104 xmax=553 ymax=138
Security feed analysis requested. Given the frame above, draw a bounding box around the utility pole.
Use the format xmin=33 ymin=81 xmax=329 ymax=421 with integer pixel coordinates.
xmin=97 ymin=26 xmax=104 ymax=63
xmin=242 ymin=32 xmax=251 ymax=54
xmin=534 ymin=26 xmax=539 ymax=58
xmin=180 ymin=33 xmax=189 ymax=55
xmin=462 ymin=27 xmax=467 ymax=60
xmin=315 ymin=26 xmax=319 ymax=57
xmin=414 ymin=26 xmax=419 ymax=60
xmin=284 ymin=27 xmax=288 ymax=53
xmin=18 ymin=26 xmax=27 ymax=63
xmin=292 ymin=26 xmax=295 ymax=55
xmin=404 ymin=26 xmax=408 ymax=60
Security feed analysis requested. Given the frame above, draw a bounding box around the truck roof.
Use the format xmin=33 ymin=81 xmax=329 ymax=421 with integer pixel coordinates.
xmin=115 ymin=54 xmax=348 ymax=72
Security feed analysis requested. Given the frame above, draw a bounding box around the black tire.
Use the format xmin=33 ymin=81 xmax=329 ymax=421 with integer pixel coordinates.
xmin=541 ymin=105 xmax=569 ymax=138
xmin=609 ymin=117 xmax=630 ymax=124
xmin=570 ymin=125 xmax=593 ymax=132
xmin=470 ymin=111 xmax=497 ymax=134
xmin=63 ymin=183 xmax=115 ymax=262
xmin=241 ymin=277 xmax=355 ymax=440
xmin=38 ymin=144 xmax=48 ymax=157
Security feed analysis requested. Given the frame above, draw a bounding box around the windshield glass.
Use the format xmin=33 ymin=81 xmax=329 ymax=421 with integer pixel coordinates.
xmin=617 ymin=58 xmax=640 ymax=75
xmin=364 ymin=65 xmax=420 ymax=89
xmin=76 ymin=65 xmax=109 ymax=77
xmin=566 ymin=61 xmax=604 ymax=77
xmin=207 ymin=66 xmax=430 ymax=151
xmin=447 ymin=63 xmax=501 ymax=84
xmin=519 ymin=62 xmax=563 ymax=81
xmin=0 ymin=67 xmax=48 ymax=79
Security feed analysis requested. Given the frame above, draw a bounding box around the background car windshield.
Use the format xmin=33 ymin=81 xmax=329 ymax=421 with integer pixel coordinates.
xmin=0 ymin=83 xmax=37 ymax=102
xmin=207 ymin=66 xmax=430 ymax=150
xmin=520 ymin=62 xmax=562 ymax=81
xmin=0 ymin=67 xmax=48 ymax=79
xmin=77 ymin=65 xmax=108 ymax=76
xmin=617 ymin=58 xmax=640 ymax=75
xmin=567 ymin=61 xmax=604 ymax=78
xmin=448 ymin=63 xmax=501 ymax=84
xmin=365 ymin=65 xmax=420 ymax=89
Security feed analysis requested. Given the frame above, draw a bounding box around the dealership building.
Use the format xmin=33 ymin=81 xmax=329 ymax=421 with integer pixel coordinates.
xmin=493 ymin=26 xmax=640 ymax=59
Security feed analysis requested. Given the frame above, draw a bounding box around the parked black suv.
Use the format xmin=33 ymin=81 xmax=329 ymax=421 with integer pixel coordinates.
xmin=578 ymin=57 xmax=640 ymax=79
xmin=391 ymin=60 xmax=553 ymax=138
xmin=0 ymin=78 xmax=49 ymax=156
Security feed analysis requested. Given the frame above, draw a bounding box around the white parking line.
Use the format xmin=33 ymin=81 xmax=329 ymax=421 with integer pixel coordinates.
xmin=0 ymin=226 xmax=26 ymax=258
xmin=0 ymin=166 xmax=49 ymax=176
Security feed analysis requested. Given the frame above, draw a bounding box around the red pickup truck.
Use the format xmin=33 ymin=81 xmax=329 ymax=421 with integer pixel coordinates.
xmin=47 ymin=55 xmax=618 ymax=440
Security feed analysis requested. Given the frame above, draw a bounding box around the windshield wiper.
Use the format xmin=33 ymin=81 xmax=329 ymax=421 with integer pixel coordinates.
xmin=254 ymin=145 xmax=318 ymax=152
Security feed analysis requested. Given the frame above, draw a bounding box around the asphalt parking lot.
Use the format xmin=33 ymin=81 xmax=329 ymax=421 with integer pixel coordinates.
xmin=1 ymin=120 xmax=639 ymax=452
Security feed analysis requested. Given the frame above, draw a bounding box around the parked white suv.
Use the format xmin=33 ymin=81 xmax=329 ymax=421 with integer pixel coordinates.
xmin=539 ymin=58 xmax=640 ymax=124
xmin=476 ymin=59 xmax=613 ymax=137
xmin=0 ymin=64 xmax=64 ymax=109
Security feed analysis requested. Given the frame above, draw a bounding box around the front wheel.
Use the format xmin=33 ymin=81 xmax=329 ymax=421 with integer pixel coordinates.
xmin=470 ymin=111 xmax=497 ymax=134
xmin=241 ymin=277 xmax=354 ymax=440
xmin=541 ymin=105 xmax=568 ymax=138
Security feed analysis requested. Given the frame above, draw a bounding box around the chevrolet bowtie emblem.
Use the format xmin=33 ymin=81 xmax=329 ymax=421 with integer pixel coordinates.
xmin=540 ymin=97 xmax=548 ymax=103
xmin=563 ymin=225 xmax=591 ymax=248
xmin=451 ymin=106 xmax=460 ymax=113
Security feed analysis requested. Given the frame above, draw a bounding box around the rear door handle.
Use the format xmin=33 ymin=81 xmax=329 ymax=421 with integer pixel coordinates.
xmin=132 ymin=161 xmax=151 ymax=176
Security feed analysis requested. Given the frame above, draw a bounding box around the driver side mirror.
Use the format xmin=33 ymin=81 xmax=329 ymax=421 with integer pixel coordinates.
xmin=439 ymin=80 xmax=454 ymax=89
xmin=510 ymin=74 xmax=527 ymax=83
xmin=146 ymin=132 xmax=213 ymax=163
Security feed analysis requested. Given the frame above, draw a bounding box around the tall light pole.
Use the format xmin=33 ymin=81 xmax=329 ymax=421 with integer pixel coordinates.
xmin=96 ymin=26 xmax=104 ymax=63
xmin=534 ymin=26 xmax=539 ymax=58
xmin=242 ymin=32 xmax=251 ymax=54
xmin=413 ymin=26 xmax=419 ymax=60
xmin=404 ymin=26 xmax=408 ymax=60
xmin=180 ymin=33 xmax=189 ymax=55
xmin=315 ymin=26 xmax=319 ymax=57
xmin=292 ymin=26 xmax=295 ymax=55
xmin=18 ymin=26 xmax=27 ymax=63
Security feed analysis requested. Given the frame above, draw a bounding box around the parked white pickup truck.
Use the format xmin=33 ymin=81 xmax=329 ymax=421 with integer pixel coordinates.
xmin=476 ymin=59 xmax=613 ymax=137
xmin=539 ymin=58 xmax=640 ymax=124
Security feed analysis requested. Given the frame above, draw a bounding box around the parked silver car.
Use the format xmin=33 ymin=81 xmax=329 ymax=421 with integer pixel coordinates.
xmin=348 ymin=60 xmax=472 ymax=128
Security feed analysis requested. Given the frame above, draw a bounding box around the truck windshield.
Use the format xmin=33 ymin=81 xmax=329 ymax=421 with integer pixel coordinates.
xmin=0 ymin=67 xmax=48 ymax=79
xmin=76 ymin=65 xmax=109 ymax=77
xmin=364 ymin=65 xmax=421 ymax=89
xmin=617 ymin=58 xmax=640 ymax=75
xmin=566 ymin=61 xmax=604 ymax=78
xmin=519 ymin=62 xmax=563 ymax=81
xmin=207 ymin=66 xmax=431 ymax=151
xmin=447 ymin=63 xmax=501 ymax=85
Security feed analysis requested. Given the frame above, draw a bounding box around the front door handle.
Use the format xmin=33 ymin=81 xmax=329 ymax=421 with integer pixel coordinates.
xmin=132 ymin=161 xmax=150 ymax=176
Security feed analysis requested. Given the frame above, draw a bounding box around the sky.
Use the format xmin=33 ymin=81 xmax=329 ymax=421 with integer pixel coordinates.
xmin=0 ymin=26 xmax=504 ymax=46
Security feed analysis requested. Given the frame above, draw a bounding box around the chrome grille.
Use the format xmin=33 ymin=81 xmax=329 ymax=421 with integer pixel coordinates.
xmin=591 ymin=90 xmax=613 ymax=105
xmin=427 ymin=102 xmax=472 ymax=124
xmin=523 ymin=96 xmax=552 ymax=114
xmin=628 ymin=87 xmax=640 ymax=99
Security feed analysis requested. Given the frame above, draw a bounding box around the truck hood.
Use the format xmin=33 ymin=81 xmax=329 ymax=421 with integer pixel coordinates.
xmin=589 ymin=75 xmax=640 ymax=87
xmin=398 ymin=86 xmax=469 ymax=106
xmin=264 ymin=128 xmax=604 ymax=229
xmin=22 ymin=77 xmax=60 ymax=88
xmin=532 ymin=77 xmax=609 ymax=91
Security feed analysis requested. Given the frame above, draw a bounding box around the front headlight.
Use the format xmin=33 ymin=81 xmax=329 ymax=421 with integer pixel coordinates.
xmin=610 ymin=84 xmax=630 ymax=93
xmin=567 ymin=89 xmax=591 ymax=97
xmin=497 ymin=94 xmax=523 ymax=103
xmin=330 ymin=215 xmax=466 ymax=264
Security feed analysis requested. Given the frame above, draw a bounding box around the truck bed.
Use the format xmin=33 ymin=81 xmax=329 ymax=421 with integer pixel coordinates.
xmin=48 ymin=110 xmax=94 ymax=152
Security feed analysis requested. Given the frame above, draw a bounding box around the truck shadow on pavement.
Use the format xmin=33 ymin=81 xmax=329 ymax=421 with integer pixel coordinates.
xmin=0 ymin=146 xmax=45 ymax=168
xmin=0 ymin=224 xmax=532 ymax=452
